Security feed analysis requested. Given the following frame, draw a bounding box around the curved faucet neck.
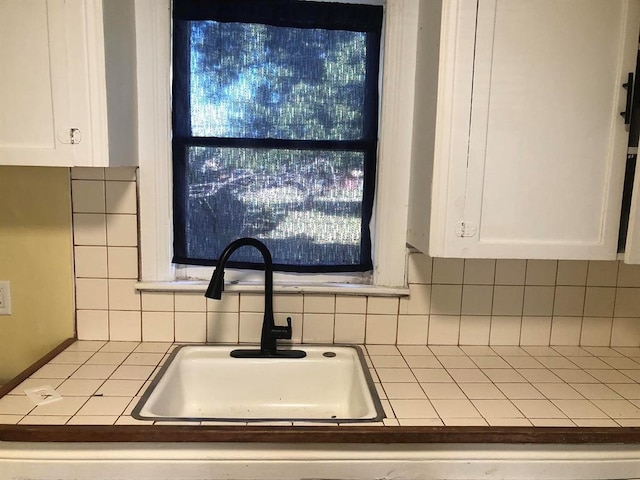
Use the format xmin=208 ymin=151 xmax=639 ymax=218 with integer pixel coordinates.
xmin=206 ymin=237 xmax=274 ymax=321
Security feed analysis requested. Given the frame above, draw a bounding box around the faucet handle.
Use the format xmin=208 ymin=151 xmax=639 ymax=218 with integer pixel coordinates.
xmin=272 ymin=316 xmax=293 ymax=340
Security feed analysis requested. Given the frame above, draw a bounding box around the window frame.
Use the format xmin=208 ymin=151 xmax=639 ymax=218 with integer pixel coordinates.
xmin=135 ymin=0 xmax=421 ymax=291
xmin=171 ymin=4 xmax=382 ymax=273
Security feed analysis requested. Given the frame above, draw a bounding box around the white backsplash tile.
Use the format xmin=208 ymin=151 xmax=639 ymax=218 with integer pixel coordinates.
xmin=303 ymin=294 xmax=335 ymax=314
xmin=174 ymin=312 xmax=206 ymax=343
xmin=367 ymin=296 xmax=399 ymax=315
xmin=273 ymin=293 xmax=304 ymax=314
xmin=525 ymin=260 xmax=557 ymax=286
xmin=302 ymin=313 xmax=335 ymax=343
xmin=494 ymin=259 xmax=526 ymax=285
xmin=76 ymin=310 xmax=109 ymax=341
xmin=206 ymin=293 xmax=239 ymax=313
xmin=204 ymin=311 xmax=237 ymax=344
xmin=105 ymin=181 xmax=137 ymax=214
xmin=617 ymin=263 xmax=640 ymax=287
xmin=70 ymin=172 xmax=640 ymax=348
xmin=73 ymin=213 xmax=107 ymax=246
xmin=399 ymin=284 xmax=430 ymax=315
xmin=141 ymin=292 xmax=174 ymax=312
xmin=550 ymin=316 xmax=583 ymax=346
xmin=106 ymin=214 xmax=138 ymax=246
xmin=174 ymin=292 xmax=207 ymax=312
xmin=522 ymin=286 xmax=554 ymax=316
xmin=71 ymin=166 xmax=105 ymax=180
xmin=430 ymin=285 xmax=462 ymax=315
xmin=489 ymin=316 xmax=522 ymax=346
xmin=407 ymin=253 xmax=432 ymax=284
xmin=461 ymin=285 xmax=493 ymax=316
xmin=107 ymin=246 xmax=139 ymax=279
xmin=108 ymin=311 xmax=142 ymax=342
xmin=238 ymin=312 xmax=264 ymax=344
xmin=104 ymin=167 xmax=137 ymax=181
xmin=553 ymin=286 xmax=585 ymax=317
xmin=611 ymin=318 xmax=640 ymax=347
xmin=614 ymin=288 xmax=640 ymax=317
xmin=492 ymin=286 xmax=524 ymax=316
xmin=365 ymin=314 xmax=398 ymax=344
xmin=108 ymin=279 xmax=141 ymax=311
xmin=520 ymin=316 xmax=552 ymax=346
xmin=580 ymin=317 xmax=613 ymax=347
xmin=74 ymin=246 xmax=108 ymax=278
xmin=334 ymin=313 xmax=366 ymax=344
xmin=335 ymin=295 xmax=367 ymax=314
xmin=587 ymin=261 xmax=619 ymax=287
xmin=556 ymin=260 xmax=589 ymax=286
xmin=396 ymin=314 xmax=428 ymax=345
xmin=583 ymin=287 xmax=616 ymax=317
xmin=428 ymin=315 xmax=460 ymax=345
xmin=432 ymin=258 xmax=464 ymax=285
xmin=75 ymin=278 xmax=109 ymax=310
xmin=142 ymin=311 xmax=175 ymax=342
xmin=239 ymin=292 xmax=264 ymax=313
xmin=459 ymin=316 xmax=491 ymax=345
xmin=463 ymin=259 xmax=496 ymax=285
xmin=71 ymin=180 xmax=106 ymax=213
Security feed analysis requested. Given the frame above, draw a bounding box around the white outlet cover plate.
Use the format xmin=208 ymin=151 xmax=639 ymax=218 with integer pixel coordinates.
xmin=0 ymin=280 xmax=12 ymax=315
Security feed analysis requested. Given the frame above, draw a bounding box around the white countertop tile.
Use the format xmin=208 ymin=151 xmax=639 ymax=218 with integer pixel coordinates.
xmin=5 ymin=341 xmax=640 ymax=427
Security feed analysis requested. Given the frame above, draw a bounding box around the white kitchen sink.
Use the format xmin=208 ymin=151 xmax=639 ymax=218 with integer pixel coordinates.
xmin=132 ymin=345 xmax=384 ymax=422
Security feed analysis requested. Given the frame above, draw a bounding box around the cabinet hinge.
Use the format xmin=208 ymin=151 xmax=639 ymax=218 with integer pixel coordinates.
xmin=57 ymin=128 xmax=82 ymax=145
xmin=455 ymin=221 xmax=477 ymax=238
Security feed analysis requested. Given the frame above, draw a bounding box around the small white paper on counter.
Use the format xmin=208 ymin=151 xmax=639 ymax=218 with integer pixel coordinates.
xmin=24 ymin=385 xmax=63 ymax=406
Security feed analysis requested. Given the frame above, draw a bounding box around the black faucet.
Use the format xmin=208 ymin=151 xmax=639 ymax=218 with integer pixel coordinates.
xmin=205 ymin=237 xmax=306 ymax=358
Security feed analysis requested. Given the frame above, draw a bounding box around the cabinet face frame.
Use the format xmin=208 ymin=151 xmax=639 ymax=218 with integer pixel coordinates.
xmin=430 ymin=0 xmax=640 ymax=261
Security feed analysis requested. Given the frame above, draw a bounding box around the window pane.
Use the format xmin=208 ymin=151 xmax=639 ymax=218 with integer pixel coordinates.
xmin=184 ymin=146 xmax=367 ymax=268
xmin=190 ymin=21 xmax=368 ymax=140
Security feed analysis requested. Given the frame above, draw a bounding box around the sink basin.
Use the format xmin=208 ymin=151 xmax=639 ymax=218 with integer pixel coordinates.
xmin=132 ymin=345 xmax=384 ymax=423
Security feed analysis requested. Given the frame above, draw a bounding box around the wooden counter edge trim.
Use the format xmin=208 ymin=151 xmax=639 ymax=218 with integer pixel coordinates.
xmin=0 ymin=425 xmax=639 ymax=444
xmin=0 ymin=338 xmax=75 ymax=399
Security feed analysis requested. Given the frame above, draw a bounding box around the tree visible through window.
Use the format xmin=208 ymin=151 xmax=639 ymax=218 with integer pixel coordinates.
xmin=172 ymin=0 xmax=383 ymax=272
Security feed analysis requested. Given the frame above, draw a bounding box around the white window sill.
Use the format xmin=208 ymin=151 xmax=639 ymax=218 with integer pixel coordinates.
xmin=135 ymin=281 xmax=410 ymax=297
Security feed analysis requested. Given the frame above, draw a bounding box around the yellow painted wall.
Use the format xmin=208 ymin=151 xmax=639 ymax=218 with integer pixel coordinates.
xmin=0 ymin=167 xmax=75 ymax=383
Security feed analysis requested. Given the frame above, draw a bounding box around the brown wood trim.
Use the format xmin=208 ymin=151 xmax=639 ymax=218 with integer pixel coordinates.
xmin=0 ymin=338 xmax=75 ymax=399
xmin=1 ymin=425 xmax=640 ymax=444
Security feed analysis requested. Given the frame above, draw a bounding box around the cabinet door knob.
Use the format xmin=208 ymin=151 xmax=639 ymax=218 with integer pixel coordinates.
xmin=621 ymin=72 xmax=634 ymax=125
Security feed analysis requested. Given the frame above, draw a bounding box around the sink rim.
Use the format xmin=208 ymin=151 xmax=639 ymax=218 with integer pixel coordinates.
xmin=132 ymin=344 xmax=385 ymax=423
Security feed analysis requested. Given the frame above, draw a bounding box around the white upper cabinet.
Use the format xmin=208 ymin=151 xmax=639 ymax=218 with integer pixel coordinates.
xmin=0 ymin=0 xmax=137 ymax=167
xmin=421 ymin=0 xmax=640 ymax=260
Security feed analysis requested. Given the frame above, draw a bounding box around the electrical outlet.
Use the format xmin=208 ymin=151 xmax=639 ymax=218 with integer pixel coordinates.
xmin=0 ymin=281 xmax=12 ymax=315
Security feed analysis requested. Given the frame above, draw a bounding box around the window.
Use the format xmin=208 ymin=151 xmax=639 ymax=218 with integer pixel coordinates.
xmin=135 ymin=0 xmax=419 ymax=289
xmin=172 ymin=1 xmax=383 ymax=273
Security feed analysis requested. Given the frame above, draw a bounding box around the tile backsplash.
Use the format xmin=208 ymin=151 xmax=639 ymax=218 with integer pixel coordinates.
xmin=71 ymin=168 xmax=640 ymax=347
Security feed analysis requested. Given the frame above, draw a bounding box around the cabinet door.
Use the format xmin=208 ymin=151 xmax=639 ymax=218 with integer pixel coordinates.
xmin=0 ymin=0 xmax=92 ymax=166
xmin=430 ymin=0 xmax=640 ymax=259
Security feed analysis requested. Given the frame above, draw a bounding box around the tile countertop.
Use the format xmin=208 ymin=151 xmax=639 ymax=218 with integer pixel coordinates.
xmin=3 ymin=341 xmax=640 ymax=433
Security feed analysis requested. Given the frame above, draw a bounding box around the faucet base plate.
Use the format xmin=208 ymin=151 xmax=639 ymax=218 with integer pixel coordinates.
xmin=230 ymin=348 xmax=307 ymax=359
